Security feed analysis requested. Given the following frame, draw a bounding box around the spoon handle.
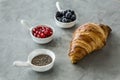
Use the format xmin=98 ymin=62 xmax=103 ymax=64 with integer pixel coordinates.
xmin=13 ymin=61 xmax=30 ymax=67
xmin=56 ymin=2 xmax=62 ymax=11
xmin=21 ymin=20 xmax=31 ymax=30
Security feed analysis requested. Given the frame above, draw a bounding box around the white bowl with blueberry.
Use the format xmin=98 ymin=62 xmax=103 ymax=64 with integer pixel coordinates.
xmin=55 ymin=2 xmax=76 ymax=28
xmin=21 ymin=20 xmax=54 ymax=44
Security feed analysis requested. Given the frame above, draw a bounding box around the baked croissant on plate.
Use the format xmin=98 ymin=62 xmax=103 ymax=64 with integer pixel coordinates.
xmin=68 ymin=23 xmax=112 ymax=64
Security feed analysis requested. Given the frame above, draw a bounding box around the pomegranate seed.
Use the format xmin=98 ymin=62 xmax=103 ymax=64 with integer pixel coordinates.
xmin=45 ymin=27 xmax=49 ymax=30
xmin=44 ymin=30 xmax=48 ymax=35
xmin=38 ymin=31 xmax=41 ymax=34
xmin=32 ymin=25 xmax=53 ymax=38
xmin=40 ymin=33 xmax=46 ymax=38
xmin=50 ymin=31 xmax=53 ymax=35
xmin=42 ymin=26 xmax=45 ymax=30
xmin=41 ymin=30 xmax=45 ymax=33
xmin=33 ymin=33 xmax=37 ymax=37
xmin=43 ymin=26 xmax=47 ymax=30
xmin=48 ymin=28 xmax=52 ymax=32
xmin=35 ymin=31 xmax=39 ymax=34
xmin=32 ymin=28 xmax=36 ymax=32
xmin=49 ymin=28 xmax=53 ymax=32
xmin=37 ymin=34 xmax=40 ymax=38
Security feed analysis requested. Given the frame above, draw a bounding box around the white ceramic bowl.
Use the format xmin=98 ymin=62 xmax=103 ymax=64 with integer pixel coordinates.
xmin=13 ymin=49 xmax=56 ymax=72
xmin=30 ymin=25 xmax=55 ymax=44
xmin=55 ymin=17 xmax=76 ymax=28
xmin=55 ymin=2 xmax=76 ymax=28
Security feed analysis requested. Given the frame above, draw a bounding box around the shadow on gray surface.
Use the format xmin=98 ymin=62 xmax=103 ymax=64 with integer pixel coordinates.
xmin=27 ymin=63 xmax=59 ymax=80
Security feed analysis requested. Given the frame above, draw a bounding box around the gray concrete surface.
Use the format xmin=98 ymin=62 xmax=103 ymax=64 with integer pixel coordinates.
xmin=0 ymin=0 xmax=120 ymax=80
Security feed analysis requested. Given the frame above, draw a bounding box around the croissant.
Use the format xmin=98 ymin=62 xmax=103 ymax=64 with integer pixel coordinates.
xmin=68 ymin=23 xmax=112 ymax=64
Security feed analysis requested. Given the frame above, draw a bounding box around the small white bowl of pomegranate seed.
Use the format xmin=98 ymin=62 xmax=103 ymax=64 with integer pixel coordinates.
xmin=30 ymin=25 xmax=54 ymax=44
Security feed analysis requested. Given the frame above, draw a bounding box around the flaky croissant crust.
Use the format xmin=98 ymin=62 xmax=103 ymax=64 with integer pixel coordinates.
xmin=69 ymin=23 xmax=112 ymax=64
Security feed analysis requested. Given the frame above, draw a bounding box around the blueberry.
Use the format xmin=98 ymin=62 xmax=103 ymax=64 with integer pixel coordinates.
xmin=56 ymin=17 xmax=62 ymax=22
xmin=56 ymin=17 xmax=59 ymax=20
xmin=59 ymin=18 xmax=62 ymax=22
xmin=65 ymin=12 xmax=72 ymax=19
xmin=62 ymin=10 xmax=67 ymax=16
xmin=66 ymin=9 xmax=71 ymax=12
xmin=66 ymin=19 xmax=72 ymax=22
xmin=71 ymin=14 xmax=76 ymax=21
xmin=62 ymin=15 xmax=65 ymax=17
xmin=61 ymin=18 xmax=67 ymax=22
xmin=56 ymin=11 xmax=63 ymax=17
xmin=71 ymin=10 xmax=75 ymax=15
xmin=59 ymin=19 xmax=62 ymax=22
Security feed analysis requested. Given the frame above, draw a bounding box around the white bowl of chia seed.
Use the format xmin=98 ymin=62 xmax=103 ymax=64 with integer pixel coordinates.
xmin=13 ymin=49 xmax=55 ymax=72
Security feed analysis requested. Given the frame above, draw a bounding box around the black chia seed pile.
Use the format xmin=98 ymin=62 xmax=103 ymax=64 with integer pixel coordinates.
xmin=31 ymin=54 xmax=52 ymax=66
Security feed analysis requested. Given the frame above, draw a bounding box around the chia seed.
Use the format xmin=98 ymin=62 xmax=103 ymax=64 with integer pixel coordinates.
xmin=31 ymin=54 xmax=52 ymax=66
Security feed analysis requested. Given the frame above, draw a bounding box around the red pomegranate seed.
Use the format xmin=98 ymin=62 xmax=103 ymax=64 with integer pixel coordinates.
xmin=35 ymin=31 xmax=39 ymax=34
xmin=32 ymin=25 xmax=53 ymax=38
xmin=50 ymin=28 xmax=53 ymax=32
xmin=50 ymin=31 xmax=53 ymax=35
xmin=32 ymin=28 xmax=36 ymax=32
xmin=36 ymin=26 xmax=40 ymax=29
xmin=42 ymin=29 xmax=45 ymax=33
xmin=38 ymin=31 xmax=41 ymax=34
xmin=33 ymin=33 xmax=37 ymax=37
xmin=40 ymin=33 xmax=46 ymax=38
xmin=45 ymin=27 xmax=49 ymax=30
xmin=43 ymin=26 xmax=47 ymax=30
xmin=44 ymin=30 xmax=48 ymax=35
xmin=37 ymin=34 xmax=40 ymax=38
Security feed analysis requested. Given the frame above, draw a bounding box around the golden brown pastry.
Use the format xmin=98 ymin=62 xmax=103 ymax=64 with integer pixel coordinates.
xmin=68 ymin=23 xmax=112 ymax=64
